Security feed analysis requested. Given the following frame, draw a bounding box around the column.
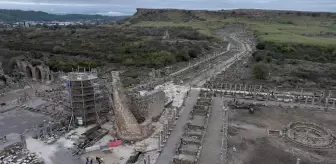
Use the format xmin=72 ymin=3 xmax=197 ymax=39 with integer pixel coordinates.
xmin=148 ymin=155 xmax=151 ymax=164
xmin=234 ymin=84 xmax=237 ymax=91
xmin=312 ymin=97 xmax=315 ymax=105
xmin=167 ymin=119 xmax=171 ymax=134
xmin=157 ymin=135 xmax=161 ymax=152
xmin=296 ymin=158 xmax=300 ymax=164
xmin=160 ymin=131 xmax=164 ymax=146
xmin=239 ymin=84 xmax=242 ymax=91
xmin=162 ymin=125 xmax=166 ymax=142
xmin=165 ymin=124 xmax=169 ymax=139
xmin=332 ymin=100 xmax=335 ymax=109
xmin=305 ymin=97 xmax=308 ymax=107
xmin=244 ymin=85 xmax=247 ymax=96
xmin=325 ymin=98 xmax=328 ymax=108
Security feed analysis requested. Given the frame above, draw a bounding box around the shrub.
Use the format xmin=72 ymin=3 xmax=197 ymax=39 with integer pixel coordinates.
xmin=265 ymin=56 xmax=272 ymax=63
xmin=255 ymin=55 xmax=263 ymax=62
xmin=317 ymin=56 xmax=327 ymax=63
xmin=188 ymin=49 xmax=198 ymax=58
xmin=253 ymin=63 xmax=269 ymax=80
xmin=303 ymin=55 xmax=311 ymax=61
xmin=256 ymin=42 xmax=265 ymax=50
xmin=52 ymin=46 xmax=65 ymax=54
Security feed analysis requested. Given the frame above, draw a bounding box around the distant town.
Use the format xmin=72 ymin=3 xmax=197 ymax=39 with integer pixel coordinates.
xmin=0 ymin=20 xmax=114 ymax=28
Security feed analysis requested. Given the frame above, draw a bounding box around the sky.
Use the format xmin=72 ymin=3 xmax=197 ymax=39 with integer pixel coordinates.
xmin=0 ymin=0 xmax=335 ymax=16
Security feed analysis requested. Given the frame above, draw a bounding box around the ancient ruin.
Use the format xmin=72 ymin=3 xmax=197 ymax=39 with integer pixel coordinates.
xmin=285 ymin=122 xmax=334 ymax=148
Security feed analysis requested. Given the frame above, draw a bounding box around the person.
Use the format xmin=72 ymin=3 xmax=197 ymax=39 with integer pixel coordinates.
xmin=90 ymin=158 xmax=93 ymax=164
xmin=86 ymin=157 xmax=89 ymax=164
xmin=96 ymin=157 xmax=101 ymax=164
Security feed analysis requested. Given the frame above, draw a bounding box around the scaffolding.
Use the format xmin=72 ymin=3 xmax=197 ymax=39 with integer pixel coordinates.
xmin=62 ymin=72 xmax=101 ymax=126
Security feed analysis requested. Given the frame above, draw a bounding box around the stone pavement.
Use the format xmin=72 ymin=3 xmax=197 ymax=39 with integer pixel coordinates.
xmin=155 ymin=89 xmax=200 ymax=164
xmin=199 ymin=97 xmax=224 ymax=164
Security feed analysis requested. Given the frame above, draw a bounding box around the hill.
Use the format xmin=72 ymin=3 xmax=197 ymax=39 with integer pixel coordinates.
xmin=126 ymin=8 xmax=336 ymax=63
xmin=0 ymin=9 xmax=128 ymax=22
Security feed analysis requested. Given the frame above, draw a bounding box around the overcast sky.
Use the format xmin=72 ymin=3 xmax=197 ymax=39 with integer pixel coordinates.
xmin=0 ymin=0 xmax=335 ymax=16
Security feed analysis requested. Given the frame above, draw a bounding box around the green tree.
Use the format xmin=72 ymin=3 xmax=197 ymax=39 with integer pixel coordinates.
xmin=256 ymin=42 xmax=265 ymax=50
xmin=188 ymin=49 xmax=198 ymax=58
xmin=253 ymin=63 xmax=269 ymax=80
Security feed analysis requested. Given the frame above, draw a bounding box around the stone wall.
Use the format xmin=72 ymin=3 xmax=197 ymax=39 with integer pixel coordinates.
xmin=14 ymin=60 xmax=54 ymax=83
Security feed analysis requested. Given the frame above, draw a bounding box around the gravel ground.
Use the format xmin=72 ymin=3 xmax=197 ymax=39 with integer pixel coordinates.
xmin=227 ymin=105 xmax=336 ymax=164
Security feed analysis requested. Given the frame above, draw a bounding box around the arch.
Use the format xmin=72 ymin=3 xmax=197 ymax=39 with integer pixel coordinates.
xmin=26 ymin=66 xmax=32 ymax=78
xmin=48 ymin=74 xmax=52 ymax=81
xmin=35 ymin=67 xmax=42 ymax=80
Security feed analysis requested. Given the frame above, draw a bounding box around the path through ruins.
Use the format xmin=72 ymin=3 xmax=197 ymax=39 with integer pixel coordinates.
xmin=199 ymin=97 xmax=224 ymax=164
xmin=155 ymin=89 xmax=200 ymax=164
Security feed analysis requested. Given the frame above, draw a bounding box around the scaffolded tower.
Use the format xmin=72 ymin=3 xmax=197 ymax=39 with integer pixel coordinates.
xmin=62 ymin=71 xmax=101 ymax=126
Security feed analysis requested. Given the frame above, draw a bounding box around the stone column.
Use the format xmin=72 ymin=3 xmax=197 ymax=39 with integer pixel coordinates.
xmin=312 ymin=97 xmax=315 ymax=105
xmin=234 ymin=84 xmax=237 ymax=91
xmin=160 ymin=131 xmax=164 ymax=146
xmin=239 ymin=84 xmax=242 ymax=91
xmin=147 ymin=155 xmax=151 ymax=164
xmin=158 ymin=135 xmax=161 ymax=152
xmin=300 ymin=89 xmax=303 ymax=97
xmin=305 ymin=97 xmax=308 ymax=107
xmin=325 ymin=98 xmax=328 ymax=108
xmin=296 ymin=158 xmax=300 ymax=164
xmin=332 ymin=100 xmax=335 ymax=110
xmin=165 ymin=124 xmax=169 ymax=139
xmin=229 ymin=84 xmax=232 ymax=91
xmin=162 ymin=125 xmax=166 ymax=143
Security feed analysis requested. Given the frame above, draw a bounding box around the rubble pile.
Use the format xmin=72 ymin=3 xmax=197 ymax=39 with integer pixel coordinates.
xmin=0 ymin=143 xmax=43 ymax=164
xmin=23 ymin=105 xmax=70 ymax=121
xmin=35 ymin=86 xmax=67 ymax=102
xmin=31 ymin=119 xmax=72 ymax=143
xmin=72 ymin=125 xmax=108 ymax=156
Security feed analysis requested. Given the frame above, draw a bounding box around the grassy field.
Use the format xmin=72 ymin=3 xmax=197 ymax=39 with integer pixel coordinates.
xmin=129 ymin=9 xmax=336 ymax=47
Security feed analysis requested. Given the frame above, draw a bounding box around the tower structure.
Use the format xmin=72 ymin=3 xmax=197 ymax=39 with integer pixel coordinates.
xmin=62 ymin=71 xmax=101 ymax=126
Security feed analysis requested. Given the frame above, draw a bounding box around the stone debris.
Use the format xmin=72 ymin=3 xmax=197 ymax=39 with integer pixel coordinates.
xmin=0 ymin=140 xmax=44 ymax=164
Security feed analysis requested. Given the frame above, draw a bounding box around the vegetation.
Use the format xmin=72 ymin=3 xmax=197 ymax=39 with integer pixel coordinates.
xmin=0 ymin=24 xmax=220 ymax=72
xmin=129 ymin=9 xmax=336 ymax=64
xmin=253 ymin=62 xmax=269 ymax=80
xmin=0 ymin=9 xmax=128 ymax=22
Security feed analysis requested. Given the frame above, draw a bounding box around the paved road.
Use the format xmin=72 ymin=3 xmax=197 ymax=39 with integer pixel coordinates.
xmin=170 ymin=46 xmax=230 ymax=77
xmin=190 ymin=34 xmax=250 ymax=87
xmin=155 ymin=89 xmax=200 ymax=164
xmin=199 ymin=97 xmax=224 ymax=164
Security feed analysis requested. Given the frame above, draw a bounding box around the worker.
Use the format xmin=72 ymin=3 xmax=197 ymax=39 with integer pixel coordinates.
xmin=96 ymin=157 xmax=101 ymax=164
xmin=86 ymin=157 xmax=90 ymax=164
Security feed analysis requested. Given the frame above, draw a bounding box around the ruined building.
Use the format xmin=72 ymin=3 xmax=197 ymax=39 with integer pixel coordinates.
xmin=12 ymin=60 xmax=55 ymax=83
xmin=62 ymin=71 xmax=103 ymax=126
xmin=110 ymin=71 xmax=153 ymax=141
